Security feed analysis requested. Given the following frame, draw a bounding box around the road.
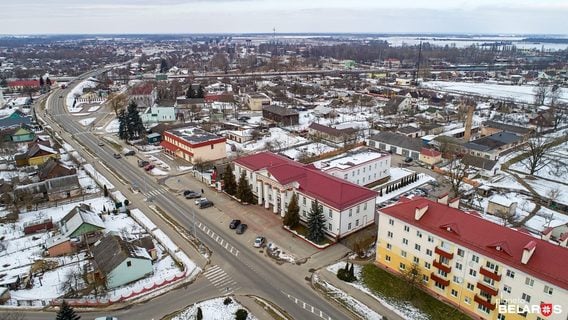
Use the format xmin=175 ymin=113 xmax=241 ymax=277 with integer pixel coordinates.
xmin=16 ymin=70 xmax=354 ymax=320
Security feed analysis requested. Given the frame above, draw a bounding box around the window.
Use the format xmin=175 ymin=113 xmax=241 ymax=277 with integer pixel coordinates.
xmin=422 ymin=275 xmax=429 ymax=283
xmin=416 ymin=231 xmax=422 ymax=238
xmin=402 ymin=238 xmax=408 ymax=245
xmin=424 ymin=262 xmax=431 ymax=269
xmin=401 ymin=250 xmax=407 ymax=258
xmin=344 ymin=174 xmax=348 ymax=179
xmin=355 ymin=219 xmax=359 ymax=226
xmin=328 ymin=223 xmax=332 ymax=230
xmin=385 ymin=255 xmax=391 ymax=262
xmin=404 ymin=225 xmax=410 ymax=232
xmin=457 ymin=248 xmax=465 ymax=257
xmin=497 ymin=315 xmax=506 ymax=320
xmin=455 ymin=262 xmax=463 ymax=270
xmin=437 ymin=269 xmax=448 ymax=277
xmin=506 ymin=269 xmax=515 ymax=279
xmin=414 ymin=244 xmax=421 ymax=251
xmin=413 ymin=257 xmax=419 ymax=264
xmin=426 ymin=249 xmax=433 ymax=256
xmin=349 ymin=209 xmax=352 ymax=217
xmin=467 ymin=283 xmax=474 ymax=291
xmin=364 ymin=203 xmax=367 ymax=210
xmin=386 ymin=243 xmax=392 ymax=250
xmin=387 ymin=231 xmax=393 ymax=238
xmin=544 ymin=285 xmax=553 ymax=295
xmin=503 ymin=285 xmax=511 ymax=294
xmin=348 ymin=223 xmax=352 ymax=230
xmin=483 ymin=276 xmax=495 ymax=286
xmin=399 ymin=263 xmax=406 ymax=270
xmin=428 ymin=235 xmax=434 ymax=243
xmin=453 ymin=276 xmax=461 ymax=284
xmin=303 ymin=197 xmax=306 ymax=205
xmin=451 ymin=289 xmax=458 ymax=297
xmin=389 ymin=219 xmax=394 ymax=226
xmin=328 ymin=209 xmax=332 ymax=218
xmin=469 ymin=269 xmax=477 ymax=277
xmin=464 ymin=297 xmax=471 ymax=305
xmin=478 ymin=304 xmax=490 ymax=314
xmin=302 ymin=210 xmax=306 ymax=217
xmin=525 ymin=277 xmax=534 ymax=287
xmin=126 ymin=261 xmax=132 ymax=267
xmin=356 ymin=205 xmax=360 ymax=213
xmin=210 ymin=144 xmax=214 ymax=149
xmin=521 ymin=293 xmax=531 ymax=303
xmin=486 ymin=261 xmax=498 ymax=272
xmin=434 ymin=281 xmax=446 ymax=290
xmin=471 ymin=255 xmax=479 ymax=263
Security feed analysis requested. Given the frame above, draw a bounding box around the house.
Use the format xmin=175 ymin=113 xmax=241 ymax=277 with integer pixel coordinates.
xmin=131 ymin=236 xmax=158 ymax=261
xmin=0 ymin=125 xmax=35 ymax=143
xmin=13 ymin=175 xmax=82 ymax=205
xmin=91 ymin=234 xmax=153 ymax=288
xmin=383 ymin=96 xmax=411 ymax=114
xmin=146 ymin=132 xmax=161 ymax=144
xmin=23 ymin=218 xmax=53 ymax=234
xmin=14 ymin=143 xmax=59 ymax=167
xmin=262 ymin=105 xmax=299 ymax=126
xmin=397 ymin=126 xmax=421 ymax=138
xmin=486 ymin=194 xmax=517 ymax=217
xmin=419 ymin=148 xmax=442 ymax=165
xmin=369 ymin=132 xmax=423 ymax=160
xmin=140 ymin=105 xmax=176 ymax=126
xmin=312 ymin=147 xmax=391 ymax=186
xmin=129 ymin=83 xmax=157 ymax=109
xmin=37 ymin=158 xmax=76 ymax=181
xmin=245 ymin=93 xmax=271 ymax=111
xmin=461 ymin=155 xmax=499 ymax=177
xmin=226 ymin=129 xmax=254 ymax=143
xmin=308 ymin=122 xmax=358 ymax=145
xmin=313 ymin=105 xmax=336 ymax=118
xmin=161 ymin=126 xmax=227 ymax=164
xmin=375 ymin=197 xmax=568 ymax=320
xmin=233 ymin=152 xmax=377 ymax=240
xmin=46 ymin=235 xmax=76 ymax=257
xmin=0 ymin=110 xmax=32 ymax=130
xmin=481 ymin=120 xmax=533 ymax=138
xmin=464 ymin=132 xmax=524 ymax=160
xmin=420 ymin=123 xmax=445 ymax=136
xmin=59 ymin=204 xmax=105 ymax=239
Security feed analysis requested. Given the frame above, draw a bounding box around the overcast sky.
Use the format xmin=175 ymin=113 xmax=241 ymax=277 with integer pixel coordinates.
xmin=1 ymin=0 xmax=567 ymax=35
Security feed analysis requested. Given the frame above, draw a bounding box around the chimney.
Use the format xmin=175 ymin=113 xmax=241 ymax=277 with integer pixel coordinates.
xmin=437 ymin=193 xmax=448 ymax=205
xmin=448 ymin=197 xmax=460 ymax=209
xmin=560 ymin=233 xmax=568 ymax=247
xmin=415 ymin=205 xmax=429 ymax=221
xmin=463 ymin=104 xmax=475 ymax=141
xmin=541 ymin=227 xmax=553 ymax=241
xmin=521 ymin=241 xmax=536 ymax=264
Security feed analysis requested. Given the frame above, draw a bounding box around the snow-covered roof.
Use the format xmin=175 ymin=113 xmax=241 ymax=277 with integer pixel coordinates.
xmin=60 ymin=204 xmax=105 ymax=236
xmin=313 ymin=147 xmax=389 ymax=171
xmin=488 ymin=194 xmax=517 ymax=207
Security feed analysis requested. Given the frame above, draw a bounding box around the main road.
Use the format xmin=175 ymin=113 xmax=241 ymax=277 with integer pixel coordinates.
xmin=27 ymin=69 xmax=354 ymax=320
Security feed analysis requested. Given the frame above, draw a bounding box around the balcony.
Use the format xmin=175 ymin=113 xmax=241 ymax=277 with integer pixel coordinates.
xmin=476 ymin=282 xmax=499 ymax=296
xmin=433 ymin=260 xmax=452 ymax=273
xmin=474 ymin=294 xmax=496 ymax=310
xmin=430 ymin=272 xmax=450 ymax=286
xmin=435 ymin=246 xmax=454 ymax=259
xmin=479 ymin=266 xmax=502 ymax=282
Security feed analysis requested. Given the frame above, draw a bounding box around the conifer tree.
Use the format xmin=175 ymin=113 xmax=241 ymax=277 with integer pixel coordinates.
xmin=223 ymin=164 xmax=237 ymax=196
xmin=236 ymin=172 xmax=253 ymax=203
xmin=118 ymin=108 xmax=128 ymax=140
xmin=55 ymin=301 xmax=81 ymax=320
xmin=283 ymin=193 xmax=300 ymax=228
xmin=307 ymin=199 xmax=325 ymax=243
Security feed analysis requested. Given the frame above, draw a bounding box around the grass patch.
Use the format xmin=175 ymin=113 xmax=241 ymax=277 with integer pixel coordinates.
xmin=361 ymin=264 xmax=471 ymax=320
xmin=290 ymin=223 xmax=334 ymax=246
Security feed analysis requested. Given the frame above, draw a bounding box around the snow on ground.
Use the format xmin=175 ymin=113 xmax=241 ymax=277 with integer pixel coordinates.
xmin=172 ymin=297 xmax=257 ymax=320
xmin=240 ymin=128 xmax=307 ymax=152
xmin=104 ymin=118 xmax=119 ymax=133
xmin=83 ymin=163 xmax=115 ymax=190
xmin=87 ymin=105 xmax=101 ymax=112
xmin=373 ymin=173 xmax=435 ymax=204
xmin=150 ymin=168 xmax=168 ymax=176
xmin=178 ymin=166 xmax=193 ymax=172
xmin=524 ymin=177 xmax=568 ymax=206
xmin=280 ymin=142 xmax=337 ymax=161
xmin=422 ymin=81 xmax=568 ymax=104
xmin=66 ymin=79 xmax=97 ymax=111
xmin=78 ymin=117 xmax=96 ymax=126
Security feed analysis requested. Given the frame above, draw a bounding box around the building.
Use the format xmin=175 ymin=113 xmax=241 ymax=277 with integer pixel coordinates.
xmin=0 ymin=110 xmax=32 ymax=130
xmin=59 ymin=204 xmax=105 ymax=239
xmin=245 ymin=93 xmax=271 ymax=111
xmin=376 ymin=197 xmax=568 ymax=320
xmin=226 ymin=129 xmax=254 ymax=143
xmin=7 ymin=80 xmax=39 ymax=91
xmin=486 ymin=195 xmax=518 ymax=217
xmin=397 ymin=126 xmax=421 ymax=138
xmin=464 ymin=132 xmax=524 ymax=160
xmin=233 ymin=152 xmax=377 ymax=239
xmin=262 ymin=105 xmax=299 ymax=126
xmin=369 ymin=131 xmax=423 ymax=160
xmin=383 ymin=96 xmax=412 ymax=114
xmin=14 ymin=143 xmax=59 ymax=167
xmin=312 ymin=147 xmax=391 ymax=186
xmin=37 ymin=158 xmax=76 ymax=181
xmin=91 ymin=234 xmax=153 ymax=288
xmin=140 ymin=105 xmax=176 ymax=126
xmin=129 ymin=83 xmax=157 ymax=109
xmin=308 ymin=122 xmax=358 ymax=145
xmin=419 ymin=148 xmax=442 ymax=166
xmin=481 ymin=121 xmax=534 ymax=138
xmin=0 ymin=125 xmax=35 ymax=143
xmin=161 ymin=126 xmax=227 ymax=164
xmin=13 ymin=175 xmax=82 ymax=205
xmin=46 ymin=235 xmax=76 ymax=257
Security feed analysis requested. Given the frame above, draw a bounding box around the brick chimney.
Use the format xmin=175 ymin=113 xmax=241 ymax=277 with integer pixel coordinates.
xmin=463 ymin=104 xmax=475 ymax=142
xmin=521 ymin=240 xmax=536 ymax=264
xmin=560 ymin=233 xmax=568 ymax=247
xmin=448 ymin=197 xmax=460 ymax=208
xmin=437 ymin=193 xmax=448 ymax=205
xmin=541 ymin=227 xmax=553 ymax=241
xmin=415 ymin=204 xmax=429 ymax=221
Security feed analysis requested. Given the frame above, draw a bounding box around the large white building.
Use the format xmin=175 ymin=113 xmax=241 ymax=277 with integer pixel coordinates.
xmin=376 ymin=196 xmax=568 ymax=320
xmin=140 ymin=105 xmax=176 ymax=126
xmin=312 ymin=147 xmax=391 ymax=186
xmin=234 ymin=152 xmax=377 ymax=239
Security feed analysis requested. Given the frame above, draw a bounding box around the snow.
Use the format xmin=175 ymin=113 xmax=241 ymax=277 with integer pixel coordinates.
xmin=83 ymin=163 xmax=115 ymax=190
xmin=87 ymin=105 xmax=101 ymax=112
xmin=280 ymin=142 xmax=337 ymax=161
xmin=105 ymin=118 xmax=120 ymax=133
xmin=66 ymin=79 xmax=98 ymax=111
xmin=239 ymin=127 xmax=307 ymax=152
xmin=172 ymin=297 xmax=257 ymax=320
xmin=78 ymin=117 xmax=96 ymax=126
xmin=150 ymin=168 xmax=168 ymax=176
xmin=374 ymin=172 xmax=435 ymax=204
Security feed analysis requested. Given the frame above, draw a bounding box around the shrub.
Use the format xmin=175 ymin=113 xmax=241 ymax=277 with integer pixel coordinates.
xmin=337 ymin=263 xmax=357 ymax=282
xmin=223 ymin=297 xmax=233 ymax=305
xmin=235 ymin=309 xmax=248 ymax=320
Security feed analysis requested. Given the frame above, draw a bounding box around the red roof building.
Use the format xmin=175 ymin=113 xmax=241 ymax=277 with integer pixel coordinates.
xmin=8 ymin=80 xmax=39 ymax=90
xmin=161 ymin=126 xmax=227 ymax=164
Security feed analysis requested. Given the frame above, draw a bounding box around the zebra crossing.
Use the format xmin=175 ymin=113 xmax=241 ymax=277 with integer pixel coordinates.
xmin=143 ymin=187 xmax=169 ymax=198
xmin=196 ymin=221 xmax=239 ymax=257
xmin=203 ymin=265 xmax=240 ymax=294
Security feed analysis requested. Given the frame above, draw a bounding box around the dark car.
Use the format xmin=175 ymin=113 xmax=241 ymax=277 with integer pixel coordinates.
xmin=144 ymin=164 xmax=155 ymax=171
xmin=404 ymin=157 xmax=413 ymax=163
xmin=183 ymin=190 xmax=195 ymax=196
xmin=98 ymin=142 xmax=105 ymax=147
xmin=199 ymin=200 xmax=214 ymax=209
xmin=229 ymin=219 xmax=241 ymax=229
xmin=138 ymin=160 xmax=150 ymax=167
xmin=113 ymin=153 xmax=122 ymax=159
xmin=124 ymin=150 xmax=135 ymax=156
xmin=236 ymin=223 xmax=248 ymax=234
xmin=185 ymin=192 xmax=201 ymax=199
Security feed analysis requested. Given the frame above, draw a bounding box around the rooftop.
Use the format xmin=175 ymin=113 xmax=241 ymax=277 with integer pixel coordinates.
xmin=262 ymin=105 xmax=299 ymax=116
xmin=369 ymin=131 xmax=423 ymax=152
xmin=166 ymin=126 xmax=225 ymax=145
xmin=313 ymin=148 xmax=389 ymax=171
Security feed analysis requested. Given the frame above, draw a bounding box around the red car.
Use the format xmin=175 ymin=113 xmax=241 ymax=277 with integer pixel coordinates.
xmin=144 ymin=164 xmax=155 ymax=171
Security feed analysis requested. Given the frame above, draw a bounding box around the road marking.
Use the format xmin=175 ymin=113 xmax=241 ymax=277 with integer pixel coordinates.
xmin=203 ymin=265 xmax=239 ymax=294
xmin=197 ymin=222 xmax=239 ymax=256
xmin=282 ymin=291 xmax=333 ymax=320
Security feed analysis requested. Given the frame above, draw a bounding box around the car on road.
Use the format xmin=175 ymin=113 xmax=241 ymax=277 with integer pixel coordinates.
xmin=98 ymin=142 xmax=105 ymax=147
xmin=236 ymin=223 xmax=248 ymax=234
xmin=195 ymin=197 xmax=207 ymax=205
xmin=113 ymin=153 xmax=121 ymax=159
xmin=404 ymin=157 xmax=413 ymax=163
xmin=138 ymin=160 xmax=150 ymax=167
xmin=229 ymin=219 xmax=241 ymax=229
xmin=94 ymin=317 xmax=118 ymax=320
xmin=183 ymin=190 xmax=194 ymax=196
xmin=124 ymin=150 xmax=135 ymax=156
xmin=185 ymin=192 xmax=201 ymax=199
xmin=198 ymin=200 xmax=214 ymax=209
xmin=253 ymin=236 xmax=265 ymax=248
xmin=59 ymin=95 xmax=63 ymax=98
xmin=144 ymin=164 xmax=155 ymax=171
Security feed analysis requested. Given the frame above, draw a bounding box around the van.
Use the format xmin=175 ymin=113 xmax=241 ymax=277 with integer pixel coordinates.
xmin=199 ymin=200 xmax=214 ymax=209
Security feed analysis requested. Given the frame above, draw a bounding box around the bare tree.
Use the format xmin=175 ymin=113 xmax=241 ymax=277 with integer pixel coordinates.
xmin=445 ymin=154 xmax=471 ymax=197
xmin=520 ymin=135 xmax=558 ymax=175
xmin=107 ymin=92 xmax=128 ymax=116
xmin=533 ymin=79 xmax=549 ymax=106
xmin=402 ymin=262 xmax=423 ymax=299
xmin=493 ymin=208 xmax=517 ymax=226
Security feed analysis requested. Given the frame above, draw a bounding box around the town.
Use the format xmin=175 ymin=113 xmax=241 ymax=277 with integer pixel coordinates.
xmin=0 ymin=32 xmax=567 ymax=320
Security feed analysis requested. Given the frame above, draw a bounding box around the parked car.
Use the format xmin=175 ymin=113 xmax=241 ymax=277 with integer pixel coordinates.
xmin=113 ymin=153 xmax=121 ymax=159
xmin=199 ymin=200 xmax=214 ymax=209
xmin=185 ymin=192 xmax=201 ymax=199
xmin=144 ymin=164 xmax=155 ymax=171
xmin=183 ymin=190 xmax=194 ymax=196
xmin=98 ymin=142 xmax=105 ymax=147
xmin=253 ymin=236 xmax=265 ymax=248
xmin=229 ymin=219 xmax=241 ymax=229
xmin=236 ymin=223 xmax=248 ymax=234
xmin=138 ymin=160 xmax=150 ymax=167
xmin=195 ymin=197 xmax=207 ymax=205
xmin=94 ymin=317 xmax=118 ymax=320
xmin=124 ymin=150 xmax=135 ymax=156
xmin=404 ymin=157 xmax=413 ymax=163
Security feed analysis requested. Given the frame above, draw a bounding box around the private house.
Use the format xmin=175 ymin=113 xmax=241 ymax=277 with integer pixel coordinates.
xmin=14 ymin=143 xmax=59 ymax=167
xmin=140 ymin=105 xmax=176 ymax=126
xmin=233 ymin=152 xmax=377 ymax=240
xmin=419 ymin=148 xmax=442 ymax=165
xmin=7 ymin=80 xmax=39 ymax=91
xmin=308 ymin=122 xmax=358 ymax=145
xmin=262 ymin=105 xmax=299 ymax=126
xmin=129 ymin=83 xmax=157 ymax=109
xmin=420 ymin=123 xmax=445 ymax=136
xmin=464 ymin=132 xmax=524 ymax=160
xmin=312 ymin=147 xmax=391 ymax=186
xmin=369 ymin=132 xmax=423 ymax=160
xmin=37 ymin=158 xmax=76 ymax=181
xmin=23 ymin=218 xmax=53 ymax=235
xmin=46 ymin=235 xmax=76 ymax=257
xmin=13 ymin=175 xmax=82 ymax=205
xmin=383 ymin=96 xmax=412 ymax=114
xmin=161 ymin=126 xmax=227 ymax=164
xmin=91 ymin=234 xmax=153 ymax=288
xmin=131 ymin=236 xmax=158 ymax=261
xmin=0 ymin=110 xmax=32 ymax=130
xmin=375 ymin=197 xmax=568 ymax=320
xmin=0 ymin=125 xmax=35 ymax=143
xmin=245 ymin=93 xmax=271 ymax=111
xmin=59 ymin=204 xmax=105 ymax=239
xmin=461 ymin=156 xmax=499 ymax=177
xmin=481 ymin=120 xmax=534 ymax=138
xmin=486 ymin=194 xmax=518 ymax=217
xmin=226 ymin=129 xmax=254 ymax=143
xmin=312 ymin=105 xmax=336 ymax=118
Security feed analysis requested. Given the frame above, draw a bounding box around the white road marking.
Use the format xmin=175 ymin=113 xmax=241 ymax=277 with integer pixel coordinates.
xmin=282 ymin=291 xmax=333 ymax=320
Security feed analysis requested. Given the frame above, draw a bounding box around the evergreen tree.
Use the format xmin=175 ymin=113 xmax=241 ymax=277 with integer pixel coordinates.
xmin=103 ymin=185 xmax=108 ymax=197
xmin=126 ymin=101 xmax=145 ymax=139
xmin=46 ymin=77 xmax=52 ymax=87
xmin=196 ymin=307 xmax=203 ymax=320
xmin=223 ymin=164 xmax=237 ymax=196
xmin=159 ymin=59 xmax=168 ymax=73
xmin=39 ymin=76 xmax=44 ymax=87
xmin=55 ymin=301 xmax=81 ymax=320
xmin=236 ymin=172 xmax=254 ymax=203
xmin=196 ymin=85 xmax=204 ymax=98
xmin=235 ymin=309 xmax=248 ymax=320
xmin=349 ymin=263 xmax=355 ymax=279
xmin=117 ymin=108 xmax=128 ymax=140
xmin=307 ymin=199 xmax=325 ymax=243
xmin=283 ymin=193 xmax=300 ymax=228
xmin=186 ymin=87 xmax=195 ymax=98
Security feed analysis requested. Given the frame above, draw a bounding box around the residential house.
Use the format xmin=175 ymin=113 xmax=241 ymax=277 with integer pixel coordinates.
xmin=461 ymin=156 xmax=499 ymax=178
xmin=375 ymin=197 xmax=568 ymax=320
xmin=0 ymin=125 xmax=35 ymax=143
xmin=486 ymin=194 xmax=517 ymax=217
xmin=419 ymin=148 xmax=442 ymax=165
xmin=161 ymin=126 xmax=227 ymax=164
xmin=233 ymin=152 xmax=377 ymax=240
xmin=37 ymin=158 xmax=76 ymax=181
xmin=13 ymin=175 xmax=82 ymax=205
xmin=383 ymin=96 xmax=412 ymax=115
xmin=313 ymin=105 xmax=336 ymax=118
xmin=14 ymin=143 xmax=59 ymax=167
xmin=0 ymin=110 xmax=32 ymax=130
xmin=308 ymin=122 xmax=358 ymax=145
xmin=262 ymin=105 xmax=299 ymax=126
xmin=46 ymin=235 xmax=76 ymax=257
xmin=131 ymin=236 xmax=158 ymax=261
xmin=58 ymin=204 xmax=105 ymax=239
xmin=481 ymin=120 xmax=534 ymax=138
xmin=245 ymin=93 xmax=271 ymax=111
xmin=129 ymin=83 xmax=157 ymax=109
xmin=420 ymin=123 xmax=445 ymax=136
xmin=464 ymin=132 xmax=524 ymax=160
xmin=140 ymin=105 xmax=176 ymax=126
xmin=369 ymin=132 xmax=423 ymax=160
xmin=226 ymin=129 xmax=254 ymax=143
xmin=7 ymin=80 xmax=39 ymax=91
xmin=91 ymin=234 xmax=153 ymax=288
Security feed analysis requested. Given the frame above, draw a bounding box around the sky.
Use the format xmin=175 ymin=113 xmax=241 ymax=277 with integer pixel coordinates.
xmin=0 ymin=0 xmax=567 ymax=35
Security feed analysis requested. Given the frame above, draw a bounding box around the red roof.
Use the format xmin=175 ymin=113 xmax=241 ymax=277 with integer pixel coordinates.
xmin=421 ymin=148 xmax=441 ymax=157
xmin=8 ymin=80 xmax=39 ymax=88
xmin=234 ymin=152 xmax=377 ymax=210
xmin=131 ymin=83 xmax=154 ymax=95
xmin=380 ymin=197 xmax=568 ymax=289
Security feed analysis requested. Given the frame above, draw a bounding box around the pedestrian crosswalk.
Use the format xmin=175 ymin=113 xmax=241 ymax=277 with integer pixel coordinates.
xmin=196 ymin=221 xmax=239 ymax=257
xmin=143 ymin=187 xmax=168 ymax=198
xmin=203 ymin=265 xmax=239 ymax=294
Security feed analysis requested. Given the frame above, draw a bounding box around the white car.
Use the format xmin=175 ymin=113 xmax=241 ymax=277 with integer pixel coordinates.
xmin=194 ymin=197 xmax=207 ymax=205
xmin=94 ymin=317 xmax=118 ymax=320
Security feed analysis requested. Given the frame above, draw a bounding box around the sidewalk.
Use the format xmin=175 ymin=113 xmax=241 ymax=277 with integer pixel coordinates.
xmin=317 ymin=268 xmax=404 ymax=320
xmin=236 ymin=295 xmax=288 ymax=320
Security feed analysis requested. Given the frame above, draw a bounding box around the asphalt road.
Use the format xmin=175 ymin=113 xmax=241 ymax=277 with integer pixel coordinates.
xmin=12 ymin=70 xmax=354 ymax=320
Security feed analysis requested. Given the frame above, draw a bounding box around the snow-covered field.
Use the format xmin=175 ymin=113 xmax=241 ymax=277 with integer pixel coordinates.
xmin=172 ymin=297 xmax=257 ymax=320
xmin=422 ymin=81 xmax=568 ymax=104
xmin=104 ymin=118 xmax=119 ymax=133
xmin=238 ymin=128 xmax=308 ymax=152
xmin=78 ymin=117 xmax=96 ymax=126
xmin=280 ymin=142 xmax=337 ymax=161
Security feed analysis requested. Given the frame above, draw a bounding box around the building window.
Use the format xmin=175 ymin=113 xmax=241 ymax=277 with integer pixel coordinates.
xmin=497 ymin=314 xmax=506 ymax=320
xmin=344 ymin=174 xmax=348 ymax=179
xmin=328 ymin=223 xmax=332 ymax=230
xmin=544 ymin=285 xmax=553 ymax=295
xmin=422 ymin=275 xmax=429 ymax=283
xmin=451 ymin=289 xmax=458 ymax=297
xmin=424 ymin=262 xmax=431 ymax=269
xmin=503 ymin=285 xmax=511 ymax=294
xmin=389 ymin=219 xmax=394 ymax=226
xmin=126 ymin=261 xmax=132 ymax=267
xmin=440 ymin=256 xmax=450 ymax=265
xmin=416 ymin=231 xmax=422 ymax=238
xmin=467 ymin=283 xmax=474 ymax=291
xmin=303 ymin=197 xmax=306 ymax=205
xmin=385 ymin=255 xmax=391 ymax=262
xmin=428 ymin=235 xmax=434 ymax=242
xmin=386 ymin=243 xmax=392 ymax=250
xmin=437 ymin=269 xmax=448 ymax=277
xmin=356 ymin=205 xmax=360 ymax=213
xmin=478 ymin=304 xmax=490 ymax=314
xmin=471 ymin=255 xmax=479 ymax=263
xmin=387 ymin=231 xmax=393 ymax=238
xmin=364 ymin=203 xmax=367 ymax=210
xmin=457 ymin=248 xmax=465 ymax=257
xmin=399 ymin=263 xmax=406 ymax=270
xmin=210 ymin=144 xmax=214 ymax=149
xmin=483 ymin=276 xmax=495 ymax=287
xmin=464 ymin=297 xmax=471 ymax=304
xmin=402 ymin=238 xmax=408 ymax=245
xmin=469 ymin=269 xmax=477 ymax=277
xmin=521 ymin=293 xmax=531 ymax=303
xmin=328 ymin=209 xmax=332 ymax=218
xmin=486 ymin=261 xmax=498 ymax=272
xmin=414 ymin=244 xmax=421 ymax=251
xmin=506 ymin=269 xmax=515 ymax=279
xmin=434 ymin=282 xmax=446 ymax=290
xmin=404 ymin=225 xmax=410 ymax=232
xmin=349 ymin=209 xmax=352 ymax=217
xmin=453 ymin=276 xmax=461 ymax=284
xmin=525 ymin=277 xmax=534 ymax=287
xmin=413 ymin=256 xmax=419 ymax=264
xmin=426 ymin=249 xmax=433 ymax=256
xmin=455 ymin=262 xmax=463 ymax=270
xmin=302 ymin=210 xmax=306 ymax=217
xmin=401 ymin=250 xmax=407 ymax=258
xmin=355 ymin=219 xmax=359 ymax=226
xmin=348 ymin=223 xmax=352 ymax=230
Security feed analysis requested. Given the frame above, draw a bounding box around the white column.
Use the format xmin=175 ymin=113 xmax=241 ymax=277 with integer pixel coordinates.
xmin=257 ymin=181 xmax=263 ymax=205
xmin=280 ymin=191 xmax=286 ymax=217
xmin=272 ymin=188 xmax=279 ymax=213
xmin=264 ymin=184 xmax=270 ymax=209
